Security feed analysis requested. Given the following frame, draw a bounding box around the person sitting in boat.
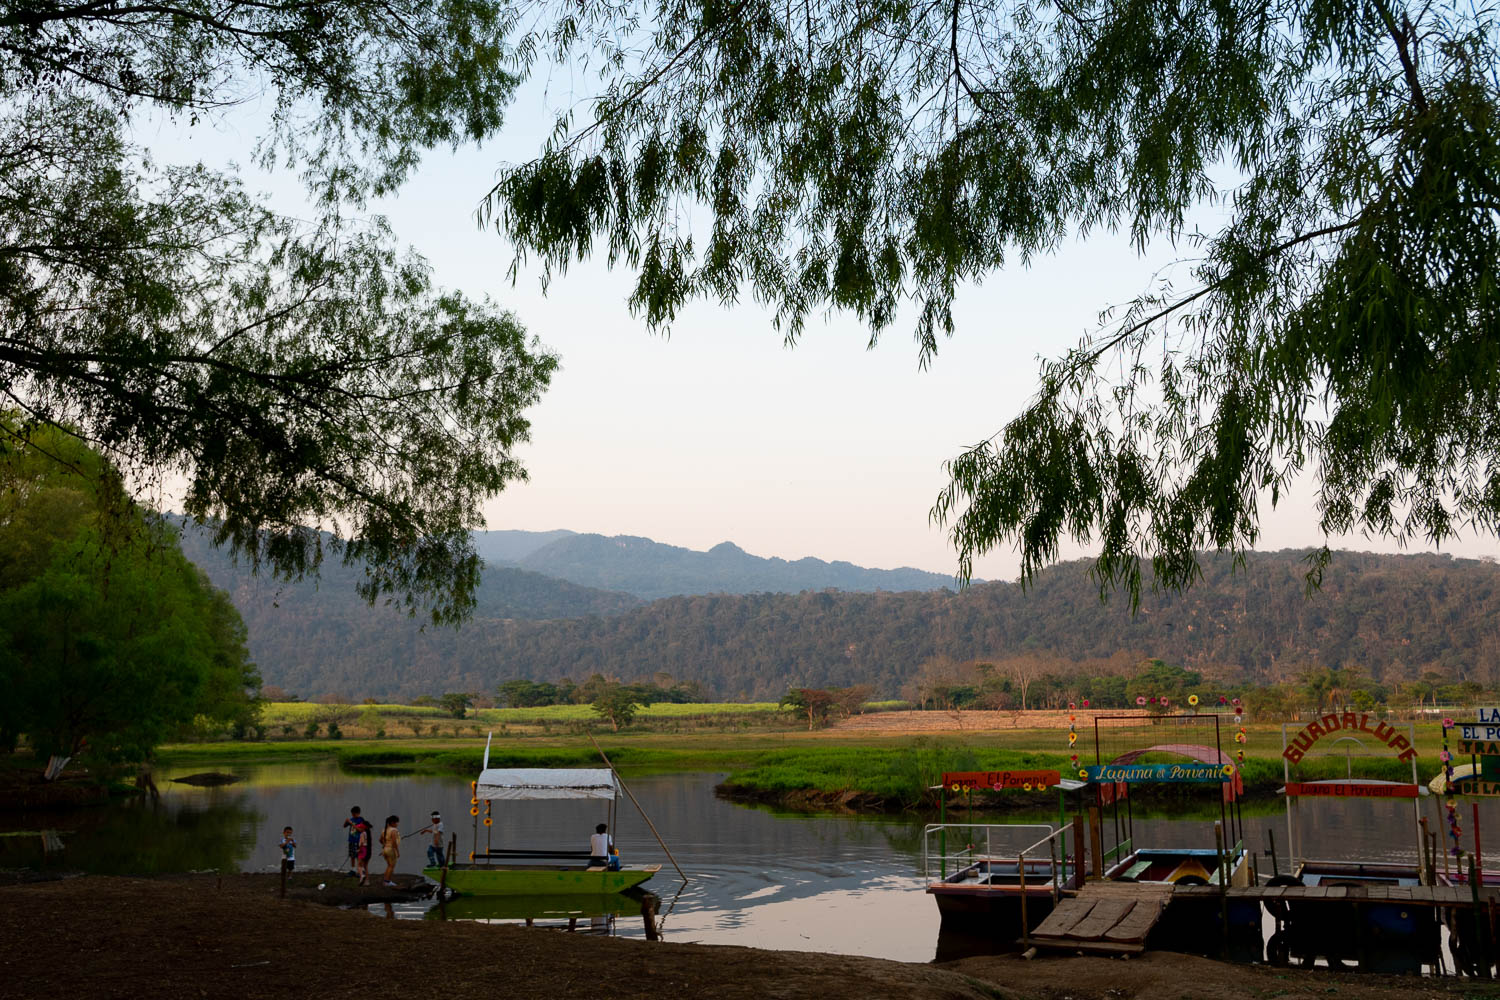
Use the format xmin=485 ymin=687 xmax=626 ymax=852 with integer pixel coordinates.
xmin=589 ymin=823 xmax=613 ymax=868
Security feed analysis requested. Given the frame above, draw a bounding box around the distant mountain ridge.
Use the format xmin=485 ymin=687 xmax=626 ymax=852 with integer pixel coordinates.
xmin=504 ymin=532 xmax=961 ymax=599
xmin=174 ymin=522 xmax=642 ymax=623
xmin=185 ymin=545 xmax=1500 ymax=702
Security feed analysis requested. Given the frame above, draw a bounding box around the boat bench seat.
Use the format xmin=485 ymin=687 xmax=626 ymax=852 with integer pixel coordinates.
xmin=474 ymin=849 xmax=595 ymax=861
xmin=1123 ymin=861 xmax=1153 ymax=880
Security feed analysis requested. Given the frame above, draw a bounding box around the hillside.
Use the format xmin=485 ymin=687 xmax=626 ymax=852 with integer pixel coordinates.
xmin=204 ymin=548 xmax=1500 ymax=701
xmin=174 ymin=524 xmax=643 ymax=625
xmin=516 ymin=533 xmax=960 ymax=598
xmin=471 ymin=528 xmax=576 ymax=565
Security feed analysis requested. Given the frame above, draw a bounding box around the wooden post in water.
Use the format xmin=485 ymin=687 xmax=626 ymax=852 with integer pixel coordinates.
xmin=1018 ymin=847 xmax=1029 ymax=948
xmin=1469 ymin=853 xmax=1491 ymax=978
xmin=1071 ymin=814 xmax=1086 ymax=887
xmin=1088 ymin=804 xmax=1104 ymax=879
xmin=1266 ymin=828 xmax=1279 ymax=878
xmin=438 ymin=833 xmax=455 ymax=903
xmin=1476 ymin=803 xmax=1485 ymax=886
xmin=1215 ymin=822 xmax=1230 ymax=955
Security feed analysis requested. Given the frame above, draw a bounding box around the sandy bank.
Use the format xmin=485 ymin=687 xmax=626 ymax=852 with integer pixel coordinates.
xmin=0 ymin=875 xmax=1492 ymax=1000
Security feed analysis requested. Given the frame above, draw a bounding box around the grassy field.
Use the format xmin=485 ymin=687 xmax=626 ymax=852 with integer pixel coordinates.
xmin=156 ymin=714 xmax=1446 ymax=813
xmin=251 ymin=700 xmax=789 ymax=740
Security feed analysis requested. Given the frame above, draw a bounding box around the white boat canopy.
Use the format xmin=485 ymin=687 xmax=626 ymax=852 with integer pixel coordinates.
xmin=475 ymin=767 xmax=619 ymax=801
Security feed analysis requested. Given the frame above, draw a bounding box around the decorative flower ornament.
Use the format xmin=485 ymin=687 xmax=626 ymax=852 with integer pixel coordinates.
xmin=1188 ymin=694 xmax=1200 ymax=706
xmin=1136 ymin=696 xmax=1147 ymax=707
xmin=1082 ymin=699 xmax=1090 ymax=708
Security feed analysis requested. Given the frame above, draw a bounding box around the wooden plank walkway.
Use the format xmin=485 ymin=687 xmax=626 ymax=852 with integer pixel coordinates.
xmin=1170 ymin=883 xmax=1497 ymax=907
xmin=1028 ymin=882 xmax=1175 ymax=954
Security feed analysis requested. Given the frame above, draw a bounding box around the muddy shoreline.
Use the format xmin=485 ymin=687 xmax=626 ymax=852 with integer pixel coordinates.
xmin=2 ymin=874 xmax=1495 ymax=1000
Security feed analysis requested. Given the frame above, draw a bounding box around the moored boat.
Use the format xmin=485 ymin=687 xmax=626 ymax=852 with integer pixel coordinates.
xmin=423 ymin=742 xmax=660 ymax=895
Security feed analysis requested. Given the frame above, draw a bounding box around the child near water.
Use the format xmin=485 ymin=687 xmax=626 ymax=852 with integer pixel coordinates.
xmin=380 ymin=815 xmax=400 ymax=887
xmin=279 ymin=826 xmax=296 ymax=871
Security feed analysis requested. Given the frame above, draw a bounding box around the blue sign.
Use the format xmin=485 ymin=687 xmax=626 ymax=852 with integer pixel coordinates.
xmin=1085 ymin=762 xmax=1235 ymax=783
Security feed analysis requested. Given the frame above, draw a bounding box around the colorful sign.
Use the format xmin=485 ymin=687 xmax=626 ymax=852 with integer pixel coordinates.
xmin=1284 ymin=781 xmax=1419 ymax=799
xmin=1452 ymin=780 xmax=1500 ymax=796
xmin=942 ymin=770 xmax=1061 ymax=792
xmin=1084 ymin=762 xmax=1234 ymax=783
xmin=1458 ymin=724 xmax=1500 ymax=742
xmin=1458 ymin=739 xmax=1500 ymax=756
xmin=1477 ymin=708 xmax=1500 ymax=724
xmin=1282 ymin=713 xmax=1417 ymax=764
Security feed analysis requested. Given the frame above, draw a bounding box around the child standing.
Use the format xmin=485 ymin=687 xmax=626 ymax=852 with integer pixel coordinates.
xmin=379 ymin=815 xmax=400 ymax=887
xmin=419 ymin=811 xmax=445 ymax=869
xmin=355 ymin=818 xmax=372 ymax=885
xmin=279 ymin=826 xmax=296 ymax=871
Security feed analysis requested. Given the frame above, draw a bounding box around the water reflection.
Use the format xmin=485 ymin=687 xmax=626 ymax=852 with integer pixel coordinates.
xmin=4 ymin=762 xmax=1499 ymax=965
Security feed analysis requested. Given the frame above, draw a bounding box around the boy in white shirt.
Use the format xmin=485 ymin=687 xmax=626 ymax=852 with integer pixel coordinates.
xmin=589 ymin=823 xmax=613 ymax=867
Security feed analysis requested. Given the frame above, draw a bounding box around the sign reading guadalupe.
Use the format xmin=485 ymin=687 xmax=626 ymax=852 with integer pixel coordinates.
xmin=1282 ymin=712 xmax=1417 ymax=764
xmin=942 ymin=770 xmax=1061 ymax=791
xmin=1283 ymin=781 xmax=1419 ymax=799
xmin=1084 ymin=762 xmax=1234 ymax=783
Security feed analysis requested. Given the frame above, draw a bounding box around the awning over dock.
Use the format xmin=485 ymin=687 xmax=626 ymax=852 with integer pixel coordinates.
xmin=475 ymin=768 xmax=618 ymax=801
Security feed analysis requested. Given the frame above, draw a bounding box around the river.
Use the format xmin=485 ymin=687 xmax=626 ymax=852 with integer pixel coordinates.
xmin=2 ymin=761 xmax=1494 ymax=963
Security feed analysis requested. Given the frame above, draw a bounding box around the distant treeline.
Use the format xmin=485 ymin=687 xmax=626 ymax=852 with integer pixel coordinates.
xmin=186 ymin=548 xmax=1500 ymax=701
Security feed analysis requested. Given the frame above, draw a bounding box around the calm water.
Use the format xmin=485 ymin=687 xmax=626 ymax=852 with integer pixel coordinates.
xmin=3 ymin=762 xmax=1494 ymax=962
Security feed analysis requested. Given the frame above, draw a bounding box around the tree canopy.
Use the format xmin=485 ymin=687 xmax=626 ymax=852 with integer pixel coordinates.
xmin=2 ymin=1 xmax=557 ymax=623
xmin=488 ymin=0 xmax=1499 ymax=597
xmin=0 ymin=419 xmax=262 ymax=764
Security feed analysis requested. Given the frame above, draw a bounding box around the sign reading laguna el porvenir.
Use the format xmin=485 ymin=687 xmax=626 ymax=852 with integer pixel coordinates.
xmin=942 ymin=770 xmax=1061 ymax=791
xmin=1084 ymin=763 xmax=1234 ymax=783
xmin=1282 ymin=712 xmax=1417 ymax=764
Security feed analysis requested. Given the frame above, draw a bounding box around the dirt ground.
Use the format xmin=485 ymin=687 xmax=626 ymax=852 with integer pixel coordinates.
xmin=3 ymin=876 xmax=1499 ymax=1000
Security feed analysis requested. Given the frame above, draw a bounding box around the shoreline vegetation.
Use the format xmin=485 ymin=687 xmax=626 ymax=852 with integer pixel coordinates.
xmin=163 ymin=727 xmax=1444 ymax=816
xmin=6 ymin=703 xmax=1450 ymax=813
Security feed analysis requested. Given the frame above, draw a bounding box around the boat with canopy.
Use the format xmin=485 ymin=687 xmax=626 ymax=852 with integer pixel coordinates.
xmin=425 ymin=738 xmax=661 ymax=895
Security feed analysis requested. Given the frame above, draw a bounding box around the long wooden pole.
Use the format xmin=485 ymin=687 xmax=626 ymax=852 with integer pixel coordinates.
xmin=587 ymin=732 xmax=688 ymax=882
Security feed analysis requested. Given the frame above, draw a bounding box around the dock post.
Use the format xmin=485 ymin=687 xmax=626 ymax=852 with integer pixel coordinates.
xmin=1088 ymin=804 xmax=1104 ymax=879
xmin=1471 ymin=854 xmax=1491 ymax=978
xmin=1071 ymin=814 xmax=1086 ymax=887
xmin=1266 ymin=828 xmax=1279 ymax=878
xmin=1048 ymin=836 xmax=1060 ymax=904
xmin=1475 ymin=804 xmax=1484 ymax=886
xmin=1018 ymin=849 xmax=1029 ymax=947
xmin=1215 ymin=822 xmax=1229 ymax=956
xmin=1420 ymin=818 xmax=1431 ymax=885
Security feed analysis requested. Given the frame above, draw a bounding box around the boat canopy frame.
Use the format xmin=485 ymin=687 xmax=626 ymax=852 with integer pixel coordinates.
xmin=1279 ymin=721 xmax=1425 ymax=877
xmin=1088 ymin=713 xmax=1246 ymax=871
xmin=469 ymin=734 xmax=620 ymax=865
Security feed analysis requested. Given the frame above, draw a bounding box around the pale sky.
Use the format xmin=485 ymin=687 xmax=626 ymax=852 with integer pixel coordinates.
xmin=136 ymin=72 xmax=1500 ymax=582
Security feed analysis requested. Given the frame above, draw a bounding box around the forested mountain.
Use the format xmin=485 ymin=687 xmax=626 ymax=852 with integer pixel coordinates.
xmin=472 ymin=529 xmax=576 ymax=565
xmin=513 ymin=533 xmax=960 ymax=598
xmin=195 ymin=547 xmax=1500 ymax=702
xmin=175 ymin=524 xmax=643 ymax=626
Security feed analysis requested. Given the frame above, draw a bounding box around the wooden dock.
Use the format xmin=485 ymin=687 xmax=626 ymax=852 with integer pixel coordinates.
xmin=1025 ymin=880 xmax=1498 ymax=955
xmin=1026 ymin=882 xmax=1175 ymax=954
xmin=1170 ymin=883 xmax=1498 ymax=907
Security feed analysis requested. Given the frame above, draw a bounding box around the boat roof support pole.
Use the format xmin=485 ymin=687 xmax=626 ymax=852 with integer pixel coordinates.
xmin=587 ymin=731 xmax=689 ymax=883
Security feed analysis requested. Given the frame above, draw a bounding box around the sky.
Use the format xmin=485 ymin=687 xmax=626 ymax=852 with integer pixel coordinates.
xmin=136 ymin=71 xmax=1500 ymax=583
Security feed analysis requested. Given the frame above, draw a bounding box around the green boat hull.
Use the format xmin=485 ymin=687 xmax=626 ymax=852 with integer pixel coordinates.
xmin=424 ymin=892 xmax=645 ymax=921
xmin=425 ymin=863 xmax=658 ymax=896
